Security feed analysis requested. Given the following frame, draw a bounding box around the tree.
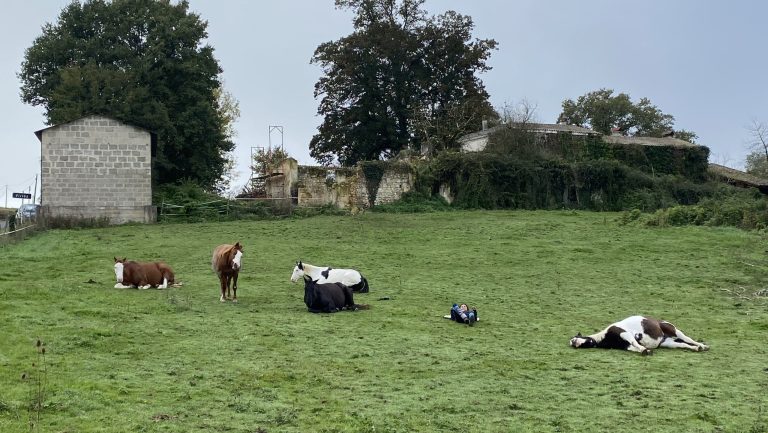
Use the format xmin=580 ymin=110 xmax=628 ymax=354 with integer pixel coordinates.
xmin=310 ymin=0 xmax=497 ymax=165
xmin=251 ymin=147 xmax=290 ymax=176
xmin=19 ymin=0 xmax=236 ymax=190
xmin=557 ymin=89 xmax=697 ymax=142
xmin=744 ymin=120 xmax=768 ymax=178
xmin=746 ymin=120 xmax=768 ymax=163
xmin=483 ymin=99 xmax=542 ymax=156
xmin=745 ymin=151 xmax=768 ymax=178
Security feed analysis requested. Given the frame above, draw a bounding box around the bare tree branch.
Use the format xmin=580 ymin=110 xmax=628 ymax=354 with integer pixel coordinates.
xmin=747 ymin=119 xmax=768 ymax=164
xmin=499 ymin=99 xmax=539 ymax=126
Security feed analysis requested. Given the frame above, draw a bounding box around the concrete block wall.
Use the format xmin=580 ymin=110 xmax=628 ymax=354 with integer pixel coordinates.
xmin=39 ymin=115 xmax=154 ymax=223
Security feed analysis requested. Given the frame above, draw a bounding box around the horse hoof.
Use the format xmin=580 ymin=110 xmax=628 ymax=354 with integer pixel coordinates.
xmin=641 ymin=349 xmax=652 ymax=356
xmin=220 ymin=297 xmax=226 ymax=302
xmin=232 ymin=299 xmax=238 ymax=303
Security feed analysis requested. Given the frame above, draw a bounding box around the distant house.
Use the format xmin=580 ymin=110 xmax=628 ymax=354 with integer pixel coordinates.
xmin=458 ymin=122 xmax=599 ymax=152
xmin=35 ymin=115 xmax=157 ymax=224
xmin=708 ymin=163 xmax=768 ymax=194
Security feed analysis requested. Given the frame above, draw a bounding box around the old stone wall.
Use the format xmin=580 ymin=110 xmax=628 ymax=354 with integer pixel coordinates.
xmin=39 ymin=115 xmax=154 ymax=223
xmin=296 ymin=166 xmax=360 ymax=208
xmin=372 ymin=168 xmax=413 ymax=206
xmin=268 ymin=159 xmax=414 ymax=210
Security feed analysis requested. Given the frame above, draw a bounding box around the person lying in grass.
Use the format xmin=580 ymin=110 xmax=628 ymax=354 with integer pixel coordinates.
xmin=449 ymin=303 xmax=478 ymax=325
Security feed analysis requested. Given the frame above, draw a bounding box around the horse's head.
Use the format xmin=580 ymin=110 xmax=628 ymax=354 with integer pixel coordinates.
xmin=290 ymin=261 xmax=304 ymax=283
xmin=569 ymin=332 xmax=596 ymax=349
xmin=231 ymin=242 xmax=243 ymax=271
xmin=114 ymin=257 xmax=127 ymax=282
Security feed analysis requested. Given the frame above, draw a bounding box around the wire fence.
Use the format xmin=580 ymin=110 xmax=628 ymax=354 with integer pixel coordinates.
xmin=0 ymin=196 xmax=346 ymax=244
xmin=158 ymin=197 xmax=296 ymax=222
xmin=157 ymin=196 xmax=348 ymax=222
xmin=0 ymin=223 xmax=38 ymax=247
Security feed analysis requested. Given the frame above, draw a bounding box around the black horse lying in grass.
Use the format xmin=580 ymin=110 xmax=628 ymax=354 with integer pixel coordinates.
xmin=302 ymin=276 xmax=368 ymax=313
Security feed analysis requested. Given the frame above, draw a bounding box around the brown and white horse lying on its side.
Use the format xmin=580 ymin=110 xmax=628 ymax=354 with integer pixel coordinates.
xmin=114 ymin=257 xmax=176 ymax=289
xmin=570 ymin=315 xmax=709 ymax=355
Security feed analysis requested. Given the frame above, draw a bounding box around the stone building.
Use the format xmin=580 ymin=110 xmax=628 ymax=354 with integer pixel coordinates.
xmin=35 ymin=115 xmax=156 ymax=224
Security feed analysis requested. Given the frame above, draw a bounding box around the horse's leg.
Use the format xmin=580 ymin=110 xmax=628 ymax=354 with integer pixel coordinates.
xmin=619 ymin=331 xmax=652 ymax=355
xmin=219 ymin=275 xmax=227 ymax=302
xmin=343 ymin=286 xmax=355 ymax=310
xmin=658 ymin=339 xmax=702 ymax=351
xmin=225 ymin=275 xmax=232 ymax=300
xmin=661 ymin=322 xmax=709 ymax=351
xmin=231 ymin=271 xmax=239 ymax=303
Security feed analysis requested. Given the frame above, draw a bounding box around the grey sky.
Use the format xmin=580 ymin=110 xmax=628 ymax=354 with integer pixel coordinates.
xmin=2 ymin=1 xmax=766 ymax=208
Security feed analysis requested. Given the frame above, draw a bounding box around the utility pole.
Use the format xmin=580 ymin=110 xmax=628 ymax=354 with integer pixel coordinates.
xmin=4 ymin=185 xmax=6 ymax=208
xmin=32 ymin=174 xmax=38 ymax=205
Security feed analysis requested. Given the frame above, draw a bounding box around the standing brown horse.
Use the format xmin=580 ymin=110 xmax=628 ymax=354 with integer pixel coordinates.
xmin=212 ymin=242 xmax=243 ymax=302
xmin=114 ymin=257 xmax=175 ymax=289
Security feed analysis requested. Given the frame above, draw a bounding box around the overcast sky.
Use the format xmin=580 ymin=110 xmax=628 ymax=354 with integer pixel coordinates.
xmin=2 ymin=1 xmax=767 ymax=208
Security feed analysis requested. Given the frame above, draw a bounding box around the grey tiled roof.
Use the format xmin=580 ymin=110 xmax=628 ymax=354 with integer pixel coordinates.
xmin=602 ymin=135 xmax=698 ymax=148
xmin=709 ymin=163 xmax=768 ymax=188
xmin=458 ymin=123 xmax=598 ymax=143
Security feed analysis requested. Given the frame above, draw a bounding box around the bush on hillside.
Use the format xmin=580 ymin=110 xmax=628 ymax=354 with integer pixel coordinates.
xmin=371 ymin=191 xmax=452 ymax=213
xmin=640 ymin=190 xmax=768 ymax=229
xmin=486 ymin=129 xmax=711 ymax=179
xmin=415 ymin=151 xmax=726 ymax=212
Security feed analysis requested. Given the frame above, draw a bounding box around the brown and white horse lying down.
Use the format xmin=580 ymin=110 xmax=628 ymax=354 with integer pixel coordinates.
xmin=114 ymin=257 xmax=176 ymax=289
xmin=570 ymin=315 xmax=709 ymax=355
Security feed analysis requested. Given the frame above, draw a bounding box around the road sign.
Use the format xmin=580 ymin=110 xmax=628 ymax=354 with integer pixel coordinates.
xmin=12 ymin=193 xmax=32 ymax=199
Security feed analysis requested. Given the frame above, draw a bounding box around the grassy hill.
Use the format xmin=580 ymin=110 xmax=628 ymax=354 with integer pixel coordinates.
xmin=0 ymin=211 xmax=766 ymax=432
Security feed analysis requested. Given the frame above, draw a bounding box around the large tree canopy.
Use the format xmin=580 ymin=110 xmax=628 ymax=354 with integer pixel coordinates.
xmin=557 ymin=89 xmax=697 ymax=143
xmin=310 ymin=0 xmax=497 ymax=166
xmin=19 ymin=0 xmax=235 ymax=190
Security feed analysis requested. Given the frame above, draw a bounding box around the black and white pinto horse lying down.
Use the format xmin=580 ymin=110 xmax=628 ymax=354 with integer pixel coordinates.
xmin=291 ymin=261 xmax=369 ymax=293
xmin=302 ymin=276 xmax=369 ymax=313
xmin=570 ymin=315 xmax=709 ymax=355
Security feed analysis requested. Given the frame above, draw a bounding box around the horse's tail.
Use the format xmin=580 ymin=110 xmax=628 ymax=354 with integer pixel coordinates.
xmin=352 ymin=276 xmax=369 ymax=293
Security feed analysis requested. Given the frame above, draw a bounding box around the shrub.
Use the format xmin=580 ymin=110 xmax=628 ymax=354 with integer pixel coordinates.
xmin=42 ymin=216 xmax=111 ymax=229
xmin=414 ymin=151 xmax=767 ymax=230
xmin=644 ymin=191 xmax=768 ymax=229
xmin=372 ymin=191 xmax=452 ymax=213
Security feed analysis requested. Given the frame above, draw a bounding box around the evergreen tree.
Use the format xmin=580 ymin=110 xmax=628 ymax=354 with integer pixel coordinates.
xmin=19 ymin=0 xmax=236 ymax=190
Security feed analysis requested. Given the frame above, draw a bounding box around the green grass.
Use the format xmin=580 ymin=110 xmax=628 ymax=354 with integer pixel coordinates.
xmin=0 ymin=210 xmax=767 ymax=433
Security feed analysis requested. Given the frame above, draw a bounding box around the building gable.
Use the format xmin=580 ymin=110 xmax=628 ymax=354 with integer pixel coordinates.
xmin=36 ymin=115 xmax=156 ymax=224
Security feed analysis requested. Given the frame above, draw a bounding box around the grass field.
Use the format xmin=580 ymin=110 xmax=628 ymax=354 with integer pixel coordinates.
xmin=0 ymin=210 xmax=767 ymax=433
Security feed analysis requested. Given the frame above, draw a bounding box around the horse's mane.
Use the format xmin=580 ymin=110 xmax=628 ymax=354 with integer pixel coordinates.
xmin=301 ymin=263 xmax=323 ymax=273
xmin=212 ymin=244 xmax=238 ymax=272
